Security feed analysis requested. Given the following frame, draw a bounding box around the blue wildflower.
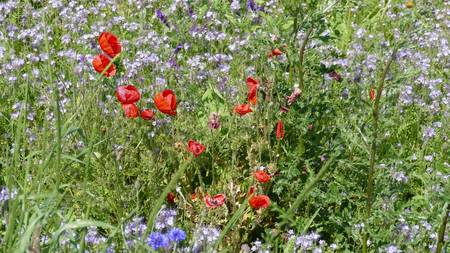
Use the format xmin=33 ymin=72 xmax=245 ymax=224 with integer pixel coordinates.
xmin=147 ymin=232 xmax=170 ymax=250
xmin=168 ymin=228 xmax=186 ymax=242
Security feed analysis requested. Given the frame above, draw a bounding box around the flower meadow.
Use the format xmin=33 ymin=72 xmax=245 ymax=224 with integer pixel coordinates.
xmin=0 ymin=0 xmax=449 ymax=252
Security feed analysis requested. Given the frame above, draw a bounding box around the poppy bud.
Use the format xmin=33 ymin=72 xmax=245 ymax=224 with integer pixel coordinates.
xmin=276 ymin=120 xmax=285 ymax=141
xmin=167 ymin=192 xmax=175 ymax=204
xmin=328 ymin=70 xmax=342 ymax=82
xmin=287 ymin=86 xmax=301 ymax=105
xmin=208 ymin=112 xmax=220 ymax=129
xmin=370 ymin=88 xmax=376 ymax=102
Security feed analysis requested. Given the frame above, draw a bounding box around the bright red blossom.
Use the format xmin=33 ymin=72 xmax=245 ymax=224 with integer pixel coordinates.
xmin=276 ymin=120 xmax=285 ymax=140
xmin=246 ymin=77 xmax=259 ymax=105
xmin=141 ymin=109 xmax=155 ymax=121
xmin=249 ymin=195 xmax=271 ymax=209
xmin=254 ymin=171 xmax=271 ymax=183
xmin=115 ymin=85 xmax=141 ymax=104
xmin=154 ymin=89 xmax=177 ymax=116
xmin=188 ymin=140 xmax=206 ymax=157
xmin=121 ymin=103 xmax=139 ymax=118
xmin=234 ymin=104 xmax=253 ymax=116
xmin=98 ymin=32 xmax=122 ymax=58
xmin=92 ymin=54 xmax=116 ymax=77
xmin=204 ymin=193 xmax=225 ymax=208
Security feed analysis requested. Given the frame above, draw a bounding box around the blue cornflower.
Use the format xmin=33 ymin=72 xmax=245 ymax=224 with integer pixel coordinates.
xmin=168 ymin=228 xmax=186 ymax=243
xmin=147 ymin=232 xmax=169 ymax=250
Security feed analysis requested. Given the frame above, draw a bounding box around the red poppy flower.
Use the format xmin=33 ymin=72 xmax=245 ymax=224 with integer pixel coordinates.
xmin=141 ymin=109 xmax=155 ymax=121
xmin=234 ymin=104 xmax=253 ymax=116
xmin=115 ymin=85 xmax=141 ymax=104
xmin=121 ymin=103 xmax=139 ymax=118
xmin=246 ymin=77 xmax=259 ymax=105
xmin=276 ymin=120 xmax=285 ymax=140
xmin=370 ymin=88 xmax=376 ymax=102
xmin=249 ymin=195 xmax=270 ymax=209
xmin=191 ymin=193 xmax=197 ymax=202
xmin=92 ymin=54 xmax=116 ymax=77
xmin=188 ymin=140 xmax=206 ymax=157
xmin=204 ymin=193 xmax=225 ymax=208
xmin=153 ymin=89 xmax=177 ymax=116
xmin=254 ymin=171 xmax=271 ymax=183
xmin=98 ymin=32 xmax=122 ymax=58
xmin=269 ymin=48 xmax=283 ymax=58
xmin=167 ymin=192 xmax=175 ymax=204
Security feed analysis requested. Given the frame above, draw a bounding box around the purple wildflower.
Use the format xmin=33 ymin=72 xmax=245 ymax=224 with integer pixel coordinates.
xmin=156 ymin=9 xmax=170 ymax=28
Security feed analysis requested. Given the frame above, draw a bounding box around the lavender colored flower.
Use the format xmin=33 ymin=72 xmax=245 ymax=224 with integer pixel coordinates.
xmin=147 ymin=232 xmax=170 ymax=250
xmin=156 ymin=9 xmax=170 ymax=28
xmin=155 ymin=207 xmax=177 ymax=230
xmin=0 ymin=187 xmax=17 ymax=202
xmin=231 ymin=0 xmax=241 ymax=11
xmin=168 ymin=227 xmax=186 ymax=242
xmin=85 ymin=227 xmax=106 ymax=245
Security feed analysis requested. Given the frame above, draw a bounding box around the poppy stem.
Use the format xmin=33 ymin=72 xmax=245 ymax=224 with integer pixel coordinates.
xmin=362 ymin=48 xmax=397 ymax=253
xmin=436 ymin=202 xmax=449 ymax=253
xmin=144 ymin=157 xmax=191 ymax=238
xmin=214 ymin=198 xmax=249 ymax=250
xmin=298 ymin=26 xmax=314 ymax=91
xmin=287 ymin=153 xmax=337 ymax=219
xmin=42 ymin=12 xmax=62 ymax=187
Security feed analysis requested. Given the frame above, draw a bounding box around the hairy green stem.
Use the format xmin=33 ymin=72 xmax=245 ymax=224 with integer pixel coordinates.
xmin=362 ymin=48 xmax=397 ymax=253
xmin=214 ymin=199 xmax=249 ymax=250
xmin=299 ymin=27 xmax=314 ymax=91
xmin=436 ymin=202 xmax=449 ymax=253
xmin=287 ymin=154 xmax=337 ymax=218
xmin=144 ymin=158 xmax=191 ymax=237
xmin=42 ymin=12 xmax=62 ymax=187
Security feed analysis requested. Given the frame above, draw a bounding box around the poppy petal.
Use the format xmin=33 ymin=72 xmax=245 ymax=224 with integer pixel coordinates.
xmin=92 ymin=54 xmax=116 ymax=77
xmin=98 ymin=32 xmax=122 ymax=58
xmin=116 ymin=85 xmax=141 ymax=104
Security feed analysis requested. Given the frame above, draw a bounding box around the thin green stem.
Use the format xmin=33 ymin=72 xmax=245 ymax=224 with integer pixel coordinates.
xmin=362 ymin=48 xmax=397 ymax=253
